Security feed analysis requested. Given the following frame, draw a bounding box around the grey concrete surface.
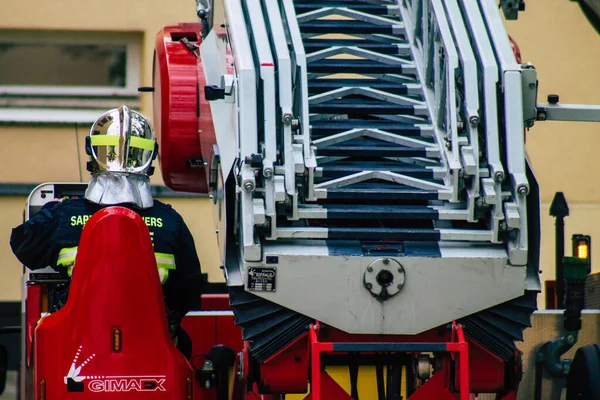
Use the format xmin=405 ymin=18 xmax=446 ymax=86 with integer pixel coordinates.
xmin=0 ymin=371 xmax=17 ymax=400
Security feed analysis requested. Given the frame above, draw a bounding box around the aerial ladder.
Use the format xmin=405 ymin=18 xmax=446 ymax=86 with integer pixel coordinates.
xmin=154 ymin=0 xmax=548 ymax=398
xmin=151 ymin=0 xmax=600 ymax=398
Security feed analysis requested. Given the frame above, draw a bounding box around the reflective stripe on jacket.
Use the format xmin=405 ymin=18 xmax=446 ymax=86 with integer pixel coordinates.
xmin=56 ymin=246 xmax=176 ymax=284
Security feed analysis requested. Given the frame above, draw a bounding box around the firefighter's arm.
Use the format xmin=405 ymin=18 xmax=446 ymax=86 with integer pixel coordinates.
xmin=165 ymin=215 xmax=204 ymax=323
xmin=10 ymin=201 xmax=62 ymax=270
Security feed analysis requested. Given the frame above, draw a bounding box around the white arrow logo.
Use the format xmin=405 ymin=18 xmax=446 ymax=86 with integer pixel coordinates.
xmin=64 ymin=345 xmax=96 ymax=383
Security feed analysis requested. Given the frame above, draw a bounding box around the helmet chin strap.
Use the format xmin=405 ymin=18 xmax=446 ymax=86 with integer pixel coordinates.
xmin=85 ymin=172 xmax=154 ymax=209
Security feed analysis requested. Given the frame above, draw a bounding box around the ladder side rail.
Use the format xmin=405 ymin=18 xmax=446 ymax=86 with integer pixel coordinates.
xmin=244 ymin=0 xmax=278 ymax=240
xmin=457 ymin=0 xmax=506 ymax=243
xmin=479 ymin=0 xmax=528 ymax=265
xmin=261 ymin=0 xmax=299 ymax=206
xmin=280 ymin=0 xmax=317 ymax=202
xmin=457 ymin=0 xmax=505 ymax=183
xmin=442 ymin=0 xmax=481 ymax=224
xmin=224 ymin=0 xmax=261 ymax=262
xmin=400 ymin=0 xmax=461 ymax=203
xmin=478 ymin=0 xmax=528 ymax=195
xmin=430 ymin=0 xmax=461 ymax=203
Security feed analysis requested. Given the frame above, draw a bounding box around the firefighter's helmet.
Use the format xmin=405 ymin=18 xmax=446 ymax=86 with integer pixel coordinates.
xmin=86 ymin=105 xmax=157 ymax=176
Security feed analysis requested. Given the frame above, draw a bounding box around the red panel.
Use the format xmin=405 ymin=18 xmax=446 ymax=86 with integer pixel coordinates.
xmin=153 ymin=24 xmax=216 ymax=194
xmin=26 ymin=285 xmax=41 ymax=367
xmin=463 ymin=338 xmax=505 ymax=393
xmin=182 ymin=316 xmax=218 ymax=365
xmin=181 ymin=314 xmax=242 ymax=360
xmin=34 ymin=207 xmax=197 ymax=399
xmin=201 ymin=294 xmax=231 ymax=311
xmin=216 ymin=315 xmax=243 ymax=353
xmin=260 ymin=335 xmax=309 ymax=394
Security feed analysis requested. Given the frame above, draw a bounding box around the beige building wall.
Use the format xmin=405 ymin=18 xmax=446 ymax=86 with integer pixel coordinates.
xmin=0 ymin=0 xmax=222 ymax=301
xmin=1 ymin=0 xmax=600 ymax=308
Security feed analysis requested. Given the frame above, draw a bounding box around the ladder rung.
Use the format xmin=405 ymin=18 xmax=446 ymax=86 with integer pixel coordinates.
xmin=295 ymin=4 xmax=391 ymax=16
xmin=308 ymin=60 xmax=410 ymax=74
xmin=308 ymin=79 xmax=418 ymax=95
xmin=311 ymin=120 xmax=429 ymax=136
xmin=319 ymin=163 xmax=436 ymax=179
xmin=316 ymin=145 xmax=429 ymax=157
xmin=300 ymin=21 xmax=398 ymax=35
xmin=311 ymin=100 xmax=418 ymax=115
xmin=299 ymin=205 xmax=440 ymax=220
xmin=304 ymin=40 xmax=404 ymax=55
xmin=324 ymin=187 xmax=441 ymax=200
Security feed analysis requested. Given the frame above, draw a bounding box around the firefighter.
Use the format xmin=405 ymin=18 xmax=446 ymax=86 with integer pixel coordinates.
xmin=9 ymin=105 xmax=202 ymax=359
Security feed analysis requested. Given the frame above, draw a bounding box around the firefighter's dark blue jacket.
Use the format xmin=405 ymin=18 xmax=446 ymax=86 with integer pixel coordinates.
xmin=10 ymin=198 xmax=203 ymax=325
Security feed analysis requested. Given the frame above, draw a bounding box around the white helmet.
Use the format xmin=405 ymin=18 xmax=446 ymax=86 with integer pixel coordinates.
xmin=86 ymin=105 xmax=157 ymax=176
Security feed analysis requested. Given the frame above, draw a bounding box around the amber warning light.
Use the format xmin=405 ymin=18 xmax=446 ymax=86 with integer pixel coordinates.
xmin=113 ymin=328 xmax=122 ymax=352
xmin=572 ymin=234 xmax=591 ymax=272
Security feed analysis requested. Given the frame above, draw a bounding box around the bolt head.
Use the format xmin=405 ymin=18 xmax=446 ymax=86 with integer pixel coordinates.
xmin=366 ymin=283 xmax=373 ymax=290
xmin=367 ymin=266 xmax=373 ymax=272
xmin=469 ymin=116 xmax=479 ymax=126
xmin=548 ymin=94 xmax=559 ymax=104
xmin=494 ymin=171 xmax=504 ymax=182
xmin=244 ymin=182 xmax=255 ymax=192
xmin=383 ymin=258 xmax=389 ymax=264
xmin=518 ymin=186 xmax=529 ymax=196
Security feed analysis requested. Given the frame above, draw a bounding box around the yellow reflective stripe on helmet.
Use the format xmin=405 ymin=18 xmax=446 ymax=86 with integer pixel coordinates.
xmin=90 ymin=135 xmax=120 ymax=147
xmin=155 ymin=252 xmax=176 ymax=270
xmin=129 ymin=136 xmax=155 ymax=151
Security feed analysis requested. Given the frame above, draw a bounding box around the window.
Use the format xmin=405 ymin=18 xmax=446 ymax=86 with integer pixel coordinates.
xmin=0 ymin=43 xmax=127 ymax=87
xmin=0 ymin=30 xmax=142 ymax=123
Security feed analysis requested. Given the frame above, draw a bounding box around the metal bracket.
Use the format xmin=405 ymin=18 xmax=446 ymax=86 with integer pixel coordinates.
xmin=204 ymin=74 xmax=235 ymax=102
xmin=499 ymin=0 xmax=525 ymax=20
xmin=537 ymin=103 xmax=600 ymax=123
